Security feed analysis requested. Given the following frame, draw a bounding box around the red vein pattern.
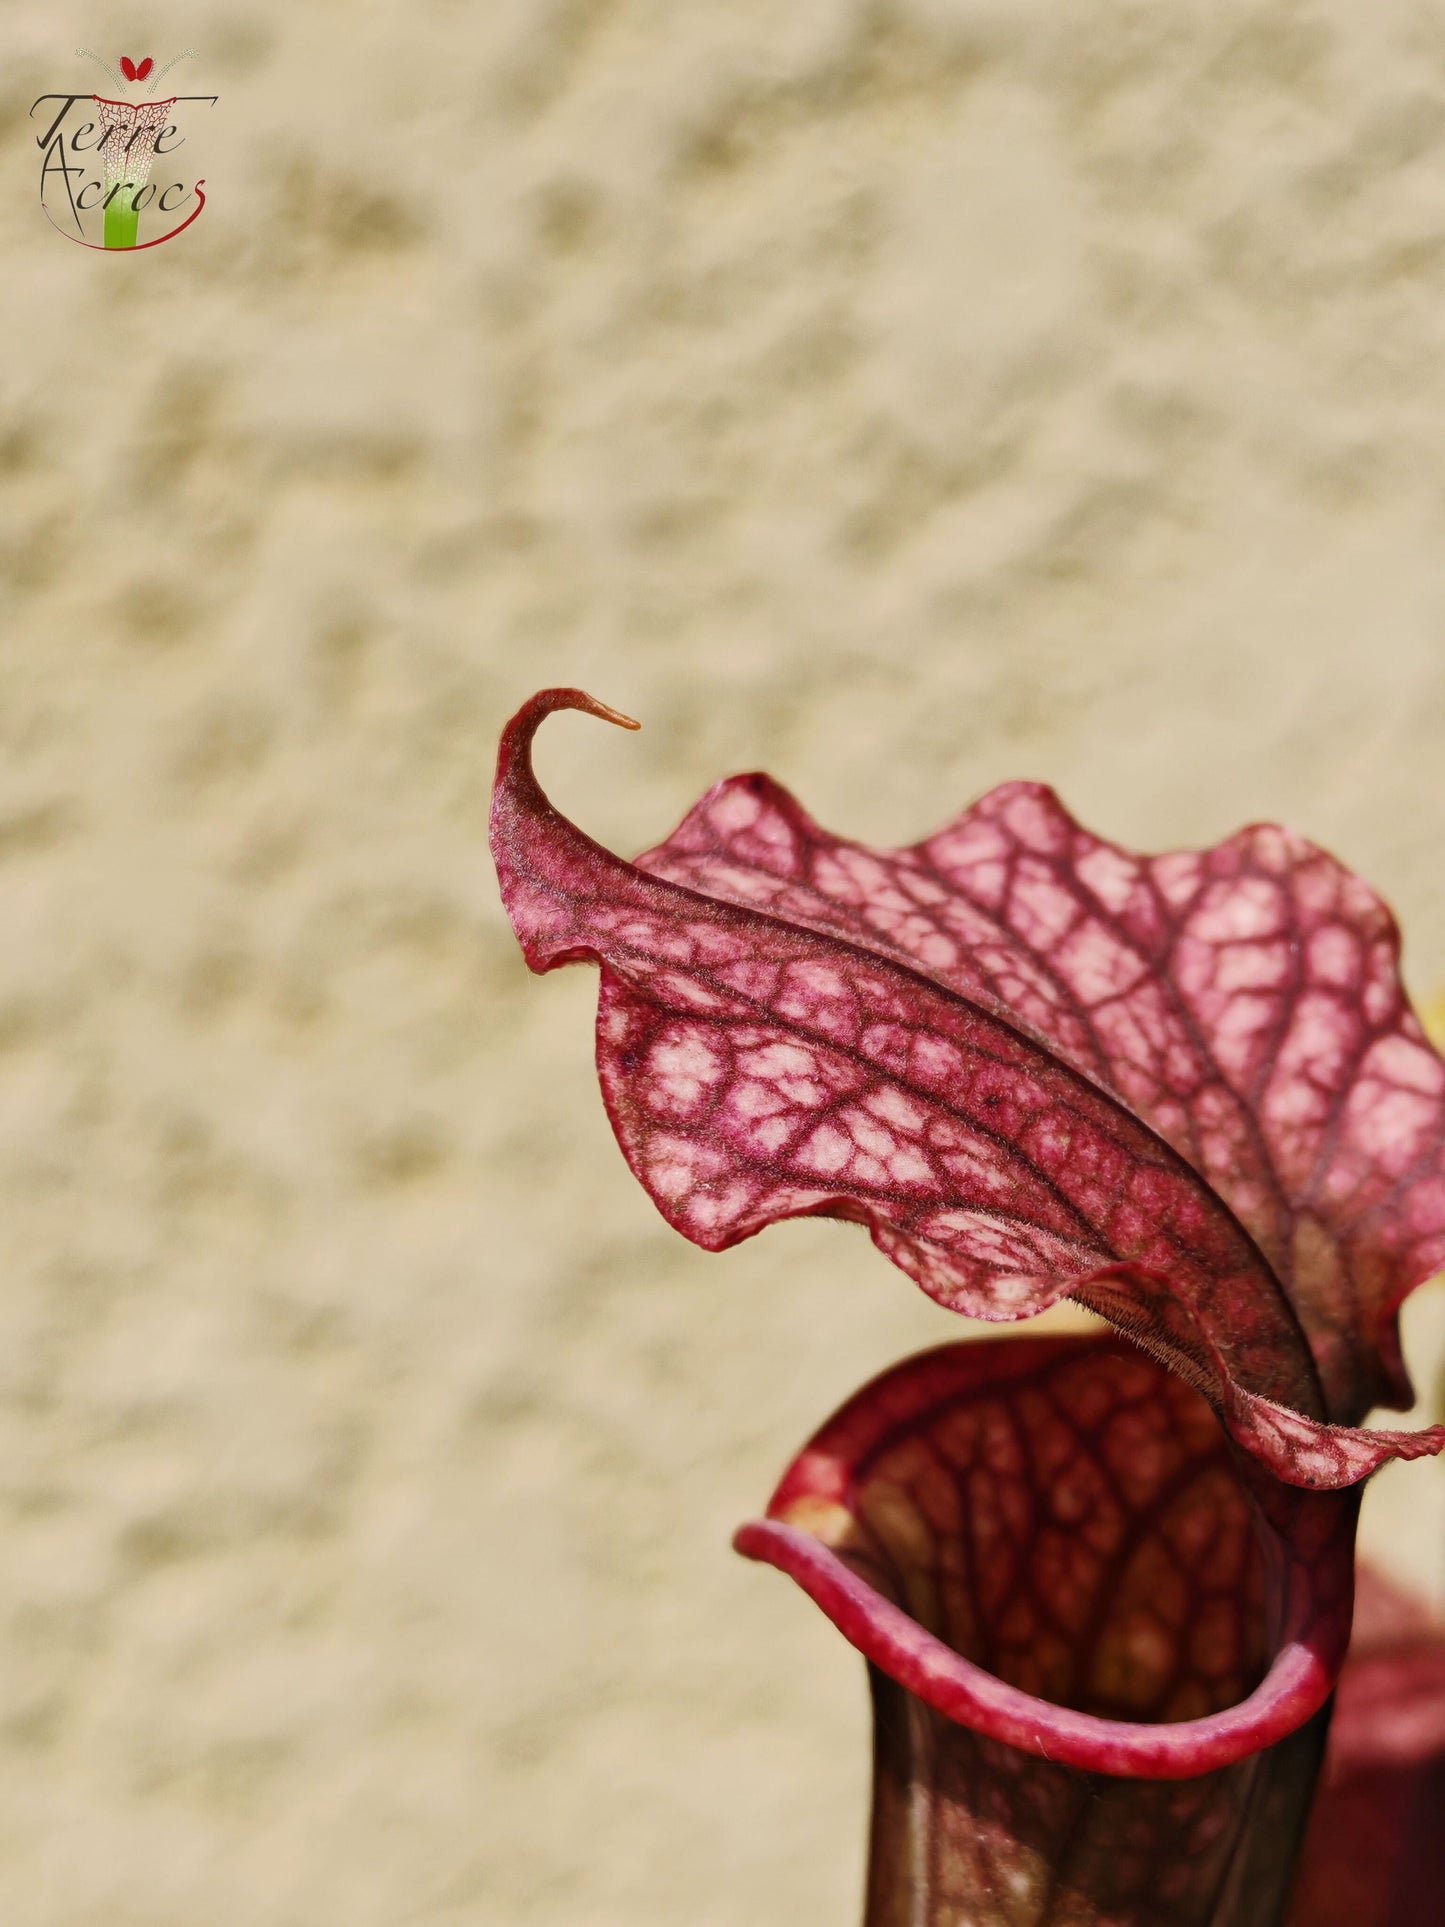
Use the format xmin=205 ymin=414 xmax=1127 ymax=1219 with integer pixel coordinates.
xmin=736 ymin=1335 xmax=1348 ymax=1923
xmin=491 ymin=690 xmax=1445 ymax=1482
xmin=637 ymin=761 xmax=1445 ymax=1425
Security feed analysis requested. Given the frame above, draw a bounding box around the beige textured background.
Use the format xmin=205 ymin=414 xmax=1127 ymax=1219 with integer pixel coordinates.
xmin=6 ymin=3 xmax=1445 ymax=1922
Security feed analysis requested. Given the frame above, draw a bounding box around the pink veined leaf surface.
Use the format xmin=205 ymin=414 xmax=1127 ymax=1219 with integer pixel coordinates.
xmin=490 ymin=689 xmax=1445 ymax=1486
xmin=634 ymin=749 xmax=1445 ymax=1425
xmin=734 ymin=1334 xmax=1346 ymax=1924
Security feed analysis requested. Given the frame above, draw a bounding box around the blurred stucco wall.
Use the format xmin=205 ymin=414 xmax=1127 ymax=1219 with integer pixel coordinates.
xmin=6 ymin=2 xmax=1445 ymax=1922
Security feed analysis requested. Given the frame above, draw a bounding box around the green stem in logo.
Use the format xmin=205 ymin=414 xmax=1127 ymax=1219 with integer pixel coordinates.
xmin=104 ymin=193 xmax=140 ymax=249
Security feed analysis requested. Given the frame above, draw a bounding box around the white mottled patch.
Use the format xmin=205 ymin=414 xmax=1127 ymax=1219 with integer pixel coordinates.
xmin=731 ymin=1078 xmax=787 ymax=1121
xmin=1053 ymin=919 xmax=1146 ymax=1004
xmin=901 ymin=869 xmax=949 ymax=908
xmin=910 ymin=928 xmax=960 ymax=970
xmin=659 ymin=973 xmax=726 ymax=1011
xmin=1281 ymin=991 xmax=1353 ymax=1078
xmin=649 ymin=1154 xmax=695 ymax=1202
xmin=1347 ymin=1083 xmax=1433 ymax=1168
xmin=747 ymin=1115 xmax=796 ymax=1155
xmin=1075 ymin=843 xmax=1139 ymax=912
xmin=1213 ymin=939 xmax=1289 ymax=995
xmin=1248 ymin=826 xmax=1291 ymax=870
xmin=709 ymin=787 xmax=762 ymax=834
xmin=742 ymin=1040 xmax=816 ymax=1078
xmin=1363 ymin=1033 xmax=1445 ymax=1094
xmin=645 ymin=1032 xmax=723 ymax=1116
xmin=911 ymin=1035 xmax=964 ymax=1083
xmin=929 ymin=818 xmax=1008 ymax=867
xmin=785 ymin=960 xmax=846 ymax=1000
xmin=887 ymin=1145 xmax=934 ymax=1186
xmin=964 ymin=858 xmax=1009 ymax=906
xmin=1152 ymin=852 xmax=1204 ymax=909
xmin=800 ymin=1123 xmax=851 ymax=1176
xmin=1308 ymin=922 xmax=1361 ymax=989
xmin=865 ymin=1086 xmax=927 ymax=1132
xmin=1003 ymin=791 xmax=1067 ymax=854
xmin=652 ymin=1034 xmax=717 ymax=1079
xmin=1008 ymin=864 xmax=1077 ymax=947
xmin=1024 ymin=1114 xmax=1075 ymax=1165
xmin=1189 ymin=876 xmax=1284 ymax=944
xmin=716 ymin=959 xmax=781 ymax=1000
xmin=1293 ymin=862 xmax=1340 ymax=917
xmin=1205 ymin=992 xmax=1274 ymax=1079
xmin=1262 ymin=1073 xmax=1327 ymax=1132
xmin=751 ymin=810 xmax=798 ymax=861
xmin=832 ymin=846 xmax=891 ymax=897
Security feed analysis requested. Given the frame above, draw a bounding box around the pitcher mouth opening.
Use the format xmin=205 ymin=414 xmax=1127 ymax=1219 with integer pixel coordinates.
xmin=734 ymin=1335 xmax=1357 ymax=1781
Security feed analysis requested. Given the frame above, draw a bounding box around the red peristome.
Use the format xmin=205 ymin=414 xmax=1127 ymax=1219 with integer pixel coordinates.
xmin=735 ymin=1518 xmax=1333 ymax=1778
xmin=733 ymin=1335 xmax=1354 ymax=1780
xmin=491 ymin=690 xmax=1445 ymax=1487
